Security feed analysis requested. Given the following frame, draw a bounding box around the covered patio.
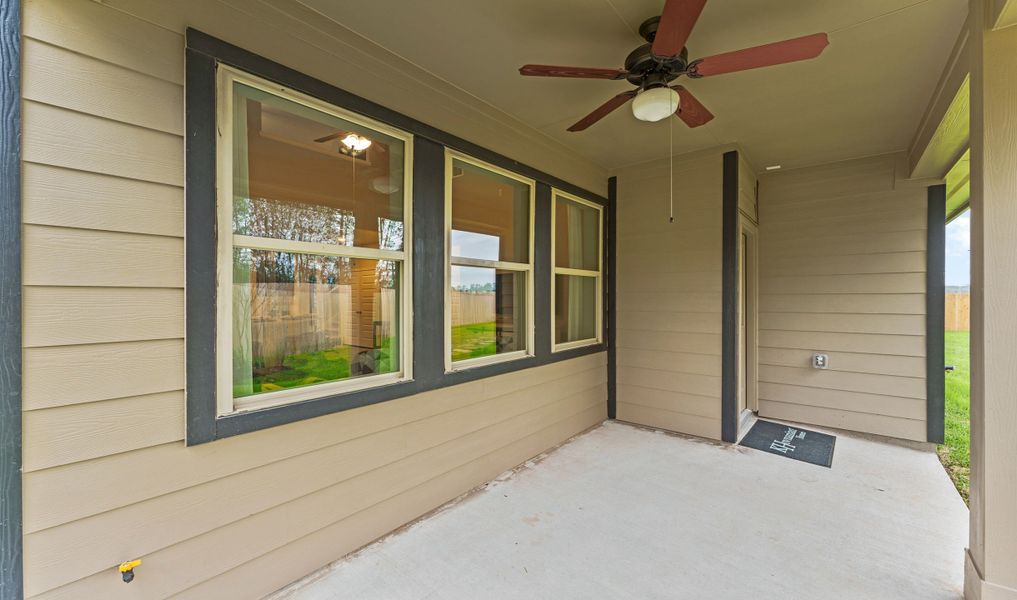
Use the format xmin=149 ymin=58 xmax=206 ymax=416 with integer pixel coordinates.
xmin=2 ymin=0 xmax=1016 ymax=599
xmin=272 ymin=421 xmax=968 ymax=600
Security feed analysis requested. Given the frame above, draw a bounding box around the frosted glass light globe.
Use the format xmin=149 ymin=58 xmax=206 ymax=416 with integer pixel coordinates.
xmin=631 ymin=86 xmax=680 ymax=122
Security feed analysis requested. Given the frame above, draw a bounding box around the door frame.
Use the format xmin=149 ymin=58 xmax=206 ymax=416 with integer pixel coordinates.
xmin=739 ymin=216 xmax=759 ymax=419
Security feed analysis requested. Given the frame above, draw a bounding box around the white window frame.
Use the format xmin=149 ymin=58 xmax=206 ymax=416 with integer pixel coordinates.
xmin=214 ymin=65 xmax=414 ymax=416
xmin=550 ymin=189 xmax=603 ymax=352
xmin=444 ymin=149 xmax=535 ymax=372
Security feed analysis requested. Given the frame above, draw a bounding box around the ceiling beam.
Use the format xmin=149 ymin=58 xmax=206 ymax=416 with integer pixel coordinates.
xmin=907 ymin=17 xmax=970 ymax=180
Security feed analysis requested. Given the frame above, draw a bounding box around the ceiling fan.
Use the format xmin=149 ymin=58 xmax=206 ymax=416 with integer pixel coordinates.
xmin=519 ymin=0 xmax=829 ymax=132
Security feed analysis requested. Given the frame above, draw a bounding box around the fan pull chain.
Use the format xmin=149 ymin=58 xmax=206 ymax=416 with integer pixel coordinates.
xmin=669 ymin=94 xmax=675 ymax=224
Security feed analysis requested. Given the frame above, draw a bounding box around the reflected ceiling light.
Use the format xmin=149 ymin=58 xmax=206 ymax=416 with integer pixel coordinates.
xmin=340 ymin=133 xmax=372 ymax=153
xmin=369 ymin=176 xmax=400 ymax=194
xmin=766 ymin=165 xmax=782 ymax=171
xmin=631 ymin=86 xmax=679 ymax=123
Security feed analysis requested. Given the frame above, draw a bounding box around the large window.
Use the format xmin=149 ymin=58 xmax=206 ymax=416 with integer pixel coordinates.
xmin=445 ymin=151 xmax=534 ymax=370
xmin=215 ymin=66 xmax=413 ymax=415
xmin=552 ymin=190 xmax=603 ymax=350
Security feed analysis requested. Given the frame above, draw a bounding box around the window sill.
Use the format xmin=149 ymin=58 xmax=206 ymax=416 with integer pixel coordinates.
xmin=225 ymin=371 xmax=410 ymax=416
xmin=447 ymin=350 xmax=531 ymax=373
xmin=553 ymin=338 xmax=602 ymax=353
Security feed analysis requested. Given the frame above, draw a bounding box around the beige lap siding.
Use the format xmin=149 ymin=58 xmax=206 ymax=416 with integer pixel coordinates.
xmin=613 ymin=149 xmax=726 ymax=440
xmin=20 ymin=1 xmax=608 ymax=597
xmin=757 ymin=153 xmax=929 ymax=441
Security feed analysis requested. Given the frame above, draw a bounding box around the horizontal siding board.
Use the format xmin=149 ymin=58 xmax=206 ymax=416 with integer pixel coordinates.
xmin=760 ymin=273 xmax=925 ymax=295
xmin=613 ymin=270 xmax=721 ymax=293
xmin=758 ymin=347 xmax=925 ymax=378
xmin=616 ymin=384 xmax=720 ymax=419
xmin=23 ymin=392 xmax=183 ymax=472
xmin=23 ymin=287 xmax=183 ymax=347
xmin=23 ymin=225 xmax=184 ymax=288
xmin=761 ymin=207 xmax=926 ymax=238
xmin=759 ymin=365 xmax=925 ymax=400
xmin=761 ymin=229 xmax=926 ymax=257
xmin=23 ymin=163 xmax=183 ymax=237
xmin=761 ymin=191 xmax=925 ymax=223
xmin=616 ymin=329 xmax=721 ymax=356
xmin=22 ymin=37 xmax=183 ymax=135
xmin=758 ymin=400 xmax=926 ymax=441
xmin=617 ymin=348 xmax=721 ymax=376
xmin=616 ymin=403 xmax=721 ymax=440
xmin=758 ymin=382 xmax=926 ymax=420
xmin=24 ymin=373 xmax=605 ymax=596
xmin=758 ymin=153 xmax=928 ymax=440
xmin=617 ymin=366 xmax=720 ymax=398
xmin=759 ymin=312 xmax=926 ymax=336
xmin=23 ymin=101 xmax=183 ymax=186
xmin=22 ymin=354 xmax=604 ymax=534
xmin=24 ymin=340 xmax=184 ymax=410
xmin=23 ymin=0 xmax=185 ymax=84
xmin=760 ymin=251 xmax=926 ymax=277
xmin=758 ymin=155 xmax=897 ymax=202
xmin=616 ymin=310 xmax=722 ymax=335
xmin=615 ymin=292 xmax=721 ymax=314
xmin=759 ymin=330 xmax=925 ymax=356
xmin=164 ymin=404 xmax=605 ymax=600
xmin=759 ymin=293 xmax=926 ymax=315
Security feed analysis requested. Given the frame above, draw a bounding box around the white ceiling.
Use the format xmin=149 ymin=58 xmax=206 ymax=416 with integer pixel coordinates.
xmin=297 ymin=0 xmax=967 ymax=173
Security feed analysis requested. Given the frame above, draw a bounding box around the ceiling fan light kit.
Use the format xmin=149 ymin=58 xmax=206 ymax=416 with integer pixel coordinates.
xmin=632 ymin=86 xmax=680 ymax=122
xmin=518 ymin=0 xmax=829 ymax=132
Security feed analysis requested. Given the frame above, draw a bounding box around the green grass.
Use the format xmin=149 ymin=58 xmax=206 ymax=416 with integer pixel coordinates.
xmin=234 ymin=338 xmax=396 ymax=398
xmin=451 ymin=321 xmax=497 ymax=362
xmin=939 ymin=330 xmax=970 ymax=502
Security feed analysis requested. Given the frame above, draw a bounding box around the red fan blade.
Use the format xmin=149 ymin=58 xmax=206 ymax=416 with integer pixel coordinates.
xmin=652 ymin=0 xmax=708 ymax=57
xmin=672 ymin=85 xmax=714 ymax=128
xmin=314 ymin=132 xmax=343 ymax=143
xmin=520 ymin=64 xmax=627 ymax=80
xmin=568 ymin=91 xmax=637 ymax=132
xmin=691 ymin=33 xmax=829 ymax=77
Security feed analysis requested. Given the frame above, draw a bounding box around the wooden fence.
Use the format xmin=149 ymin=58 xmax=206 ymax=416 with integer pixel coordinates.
xmin=450 ymin=291 xmax=496 ymax=326
xmin=946 ymin=292 xmax=970 ymax=332
xmin=233 ymin=285 xmax=496 ymax=370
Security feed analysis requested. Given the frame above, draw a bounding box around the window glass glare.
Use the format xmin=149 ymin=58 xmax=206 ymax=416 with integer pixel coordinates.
xmin=232 ymin=248 xmax=400 ymax=399
xmin=554 ymin=275 xmax=597 ymax=344
xmin=450 ymin=159 xmax=530 ymax=263
xmin=231 ymin=81 xmax=405 ymax=250
xmin=450 ymin=266 xmax=526 ymax=361
xmin=554 ymin=197 xmax=599 ymax=271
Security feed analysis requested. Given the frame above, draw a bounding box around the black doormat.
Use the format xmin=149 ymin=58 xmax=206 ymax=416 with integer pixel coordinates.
xmin=739 ymin=420 xmax=836 ymax=468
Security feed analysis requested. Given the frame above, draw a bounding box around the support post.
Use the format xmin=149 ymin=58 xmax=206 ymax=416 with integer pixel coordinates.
xmin=965 ymin=1 xmax=1017 ymax=597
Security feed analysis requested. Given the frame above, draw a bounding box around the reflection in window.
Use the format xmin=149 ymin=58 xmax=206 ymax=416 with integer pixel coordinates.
xmin=552 ymin=192 xmax=602 ymax=349
xmin=450 ymin=267 xmax=525 ymax=361
xmin=219 ymin=68 xmax=410 ymax=411
xmin=232 ymin=250 xmax=400 ymax=398
xmin=231 ymin=81 xmax=405 ymax=251
xmin=448 ymin=155 xmax=533 ymax=366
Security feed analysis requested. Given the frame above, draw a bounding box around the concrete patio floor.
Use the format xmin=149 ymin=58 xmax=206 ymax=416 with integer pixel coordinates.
xmin=269 ymin=420 xmax=968 ymax=600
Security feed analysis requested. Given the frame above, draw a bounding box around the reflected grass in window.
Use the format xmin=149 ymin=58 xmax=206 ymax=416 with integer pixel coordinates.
xmin=232 ymin=248 xmax=400 ymax=399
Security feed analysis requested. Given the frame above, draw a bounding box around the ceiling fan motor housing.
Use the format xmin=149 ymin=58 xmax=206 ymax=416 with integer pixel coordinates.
xmin=624 ymin=43 xmax=688 ymax=87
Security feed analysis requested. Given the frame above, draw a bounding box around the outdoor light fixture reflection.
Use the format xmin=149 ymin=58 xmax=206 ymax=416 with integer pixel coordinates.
xmin=340 ymin=133 xmax=372 ymax=153
xmin=631 ymin=86 xmax=680 ymax=122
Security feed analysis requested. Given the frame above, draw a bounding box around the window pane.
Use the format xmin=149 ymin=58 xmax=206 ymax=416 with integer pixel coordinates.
xmin=554 ymin=275 xmax=597 ymax=344
xmin=450 ymin=266 xmax=526 ymax=361
xmin=232 ymin=248 xmax=400 ymax=399
xmin=231 ymin=82 xmax=405 ymax=251
xmin=555 ymin=197 xmax=600 ymax=271
xmin=451 ymin=159 xmax=530 ymax=263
